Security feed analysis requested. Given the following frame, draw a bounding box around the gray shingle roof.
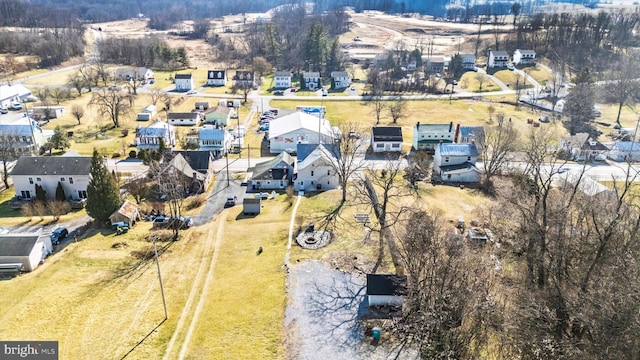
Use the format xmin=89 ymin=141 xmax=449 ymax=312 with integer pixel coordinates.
xmin=0 ymin=234 xmax=40 ymax=257
xmin=174 ymin=73 xmax=192 ymax=79
xmin=11 ymin=156 xmax=92 ymax=176
xmin=366 ymin=274 xmax=407 ymax=296
xmin=372 ymin=127 xmax=403 ymax=142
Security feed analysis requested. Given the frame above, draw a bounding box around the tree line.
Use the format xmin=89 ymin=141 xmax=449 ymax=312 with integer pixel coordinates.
xmin=97 ymin=37 xmax=189 ymax=70
xmin=0 ymin=27 xmax=85 ymax=68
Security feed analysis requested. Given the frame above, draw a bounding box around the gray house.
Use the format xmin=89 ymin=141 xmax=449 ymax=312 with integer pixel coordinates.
xmin=247 ymin=152 xmax=295 ymax=191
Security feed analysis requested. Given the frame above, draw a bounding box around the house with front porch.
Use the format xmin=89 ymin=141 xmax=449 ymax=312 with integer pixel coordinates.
xmin=10 ymin=155 xmax=92 ymax=201
xmin=233 ymin=71 xmax=257 ymax=88
xmin=412 ymin=122 xmax=456 ymax=152
xmin=371 ymin=127 xmax=403 ymax=153
xmin=198 ymin=126 xmax=232 ymax=158
xmin=488 ymin=50 xmax=509 ymax=68
xmin=513 ymin=49 xmax=536 ymax=65
xmin=274 ymin=71 xmax=292 ymax=89
xmin=294 ymin=144 xmax=340 ymax=192
xmin=433 ymin=143 xmax=481 ymax=183
xmin=460 ymin=54 xmax=477 ymax=70
xmin=247 ymin=151 xmax=295 ymax=191
xmin=330 ymin=71 xmax=350 ymax=89
xmin=423 ymin=55 xmax=446 ymax=74
xmin=206 ymin=70 xmax=227 ymax=86
xmin=174 ymin=73 xmax=194 ymax=91
xmin=135 ymin=120 xmax=176 ymax=150
xmin=559 ymin=133 xmax=608 ymax=161
xmin=302 ymin=72 xmax=321 ymax=90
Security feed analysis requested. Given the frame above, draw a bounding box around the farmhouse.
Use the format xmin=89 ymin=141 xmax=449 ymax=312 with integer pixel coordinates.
xmin=433 ymin=143 xmax=481 ymax=183
xmin=162 ymin=153 xmax=208 ymax=194
xmin=513 ymin=49 xmax=536 ymax=65
xmin=457 ymin=125 xmax=485 ymax=144
xmin=198 ymin=126 xmax=232 ymax=157
xmin=174 ymin=73 xmax=194 ymax=91
xmin=460 ymin=53 xmax=477 ymax=70
xmin=10 ymin=155 xmax=91 ymax=201
xmin=115 ymin=67 xmax=154 ymax=81
xmin=559 ymin=133 xmax=608 ymax=161
xmin=294 ymin=144 xmax=340 ymax=192
xmin=423 ymin=55 xmax=446 ymax=74
xmin=204 ymin=106 xmax=231 ymax=126
xmin=0 ymin=234 xmax=53 ymax=273
xmin=412 ymin=122 xmax=455 ymax=152
xmin=174 ymin=150 xmax=216 ymax=179
xmin=302 ymin=72 xmax=321 ymax=90
xmin=135 ymin=120 xmax=176 ymax=150
xmin=273 ymin=71 xmax=292 ymax=89
xmin=247 ymin=151 xmax=295 ymax=191
xmin=488 ymin=50 xmax=509 ymax=68
xmin=371 ymin=126 xmax=403 ymax=153
xmin=233 ymin=70 xmax=256 ymax=88
xmin=366 ymin=274 xmax=407 ymax=307
xmin=206 ymin=70 xmax=227 ymax=86
xmin=268 ymin=112 xmax=335 ymax=154
xmin=330 ymin=71 xmax=350 ymax=89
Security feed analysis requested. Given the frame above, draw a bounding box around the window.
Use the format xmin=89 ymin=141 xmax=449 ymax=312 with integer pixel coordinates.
xmin=28 ymin=177 xmax=33 ymax=184
xmin=311 ymin=171 xmax=314 ymax=176
xmin=21 ymin=190 xmax=31 ymax=199
xmin=69 ymin=177 xmax=74 ymax=184
xmin=467 ymin=156 xmax=471 ymax=161
xmin=327 ymin=170 xmax=330 ymax=175
xmin=78 ymin=190 xmax=87 ymax=199
xmin=376 ymin=144 xmax=384 ymax=148
xmin=60 ymin=177 xmax=65 ymax=182
xmin=392 ymin=144 xmax=400 ymax=148
xmin=445 ymin=157 xmax=449 ymax=162
xmin=36 ymin=177 xmax=41 ymax=182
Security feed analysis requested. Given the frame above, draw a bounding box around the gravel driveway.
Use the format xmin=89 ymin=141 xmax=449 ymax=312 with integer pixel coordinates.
xmin=285 ymin=261 xmax=418 ymax=360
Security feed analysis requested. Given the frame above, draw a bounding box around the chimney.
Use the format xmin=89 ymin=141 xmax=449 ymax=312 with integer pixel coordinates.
xmin=416 ymin=121 xmax=420 ymax=129
xmin=454 ymin=123 xmax=460 ymax=143
xmin=449 ymin=121 xmax=453 ymax=132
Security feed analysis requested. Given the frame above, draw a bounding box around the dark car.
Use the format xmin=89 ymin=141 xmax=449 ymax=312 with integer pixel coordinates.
xmin=50 ymin=227 xmax=68 ymax=245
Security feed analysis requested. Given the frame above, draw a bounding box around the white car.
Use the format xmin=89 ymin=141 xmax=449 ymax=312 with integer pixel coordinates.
xmin=0 ymin=227 xmax=9 ymax=234
xmin=186 ymin=90 xmax=197 ymax=95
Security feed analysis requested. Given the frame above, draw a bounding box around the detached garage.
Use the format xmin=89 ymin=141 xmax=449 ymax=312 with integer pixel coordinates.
xmin=0 ymin=234 xmax=53 ymax=273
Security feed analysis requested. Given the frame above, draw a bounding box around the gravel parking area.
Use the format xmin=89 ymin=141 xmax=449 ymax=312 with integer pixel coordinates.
xmin=285 ymin=261 xmax=418 ymax=360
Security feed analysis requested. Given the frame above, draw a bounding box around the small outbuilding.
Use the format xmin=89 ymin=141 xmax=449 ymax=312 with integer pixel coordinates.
xmin=243 ymin=197 xmax=262 ymax=215
xmin=109 ymin=200 xmax=141 ymax=227
xmin=0 ymin=234 xmax=53 ymax=273
xmin=366 ymin=274 xmax=407 ymax=307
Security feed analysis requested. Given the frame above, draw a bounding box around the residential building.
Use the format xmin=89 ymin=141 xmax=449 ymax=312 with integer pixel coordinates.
xmin=115 ymin=67 xmax=154 ymax=81
xmin=167 ymin=112 xmax=201 ymax=126
xmin=10 ymin=155 xmax=92 ymax=201
xmin=174 ymin=73 xmax=194 ymax=91
xmin=423 ymin=55 xmax=446 ymax=74
xmin=198 ymin=126 xmax=232 ymax=157
xmin=135 ymin=120 xmax=176 ymax=150
xmin=0 ymin=85 xmax=20 ymax=108
xmin=174 ymin=150 xmax=216 ymax=180
xmin=268 ymin=112 xmax=336 ymax=154
xmin=460 ymin=53 xmax=477 ymax=70
xmin=274 ymin=71 xmax=292 ymax=89
xmin=141 ymin=104 xmax=157 ymax=116
xmin=366 ymin=274 xmax=407 ymax=307
xmin=162 ymin=153 xmax=208 ymax=194
xmin=195 ymin=102 xmax=210 ymax=111
xmin=488 ymin=50 xmax=509 ymax=68
xmin=302 ymin=72 xmax=321 ymax=90
xmin=371 ymin=127 xmax=403 ymax=153
xmin=204 ymin=106 xmax=231 ymax=126
xmin=0 ymin=234 xmax=53 ymax=272
xmin=247 ymin=151 xmax=295 ymax=191
xmin=559 ymin=133 xmax=608 ymax=161
xmin=206 ymin=70 xmax=227 ymax=86
xmin=433 ymin=143 xmax=481 ymax=183
xmin=294 ymin=144 xmax=340 ymax=192
xmin=330 ymin=71 xmax=351 ymax=89
xmin=31 ymin=105 xmax=64 ymax=119
xmin=0 ymin=118 xmax=53 ymax=159
xmin=233 ymin=70 xmax=256 ymax=88
xmin=412 ymin=122 xmax=456 ymax=152
xmin=457 ymin=125 xmax=485 ymax=144
xmin=607 ymin=141 xmax=640 ymax=162
xmin=513 ymin=49 xmax=536 ymax=65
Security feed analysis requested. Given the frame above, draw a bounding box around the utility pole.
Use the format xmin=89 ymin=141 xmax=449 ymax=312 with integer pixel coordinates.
xmin=225 ymin=151 xmax=230 ymax=187
xmin=153 ymin=239 xmax=168 ymax=320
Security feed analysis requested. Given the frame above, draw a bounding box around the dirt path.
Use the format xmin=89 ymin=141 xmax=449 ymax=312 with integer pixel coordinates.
xmin=162 ymin=212 xmax=226 ymax=360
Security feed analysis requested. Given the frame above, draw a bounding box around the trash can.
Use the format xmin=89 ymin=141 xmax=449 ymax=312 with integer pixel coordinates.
xmin=372 ymin=327 xmax=381 ymax=341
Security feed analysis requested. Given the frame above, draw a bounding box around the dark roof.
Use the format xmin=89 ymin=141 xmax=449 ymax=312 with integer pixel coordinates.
xmin=243 ymin=197 xmax=261 ymax=205
xmin=296 ymin=143 xmax=341 ymax=162
xmin=174 ymin=151 xmax=214 ymax=171
xmin=11 ymin=156 xmax=91 ymax=176
xmin=366 ymin=274 xmax=408 ymax=296
xmin=167 ymin=112 xmax=199 ymax=120
xmin=0 ymin=234 xmax=41 ymax=257
xmin=372 ymin=127 xmax=403 ymax=142
xmin=439 ymin=162 xmax=480 ymax=173
xmin=207 ymin=70 xmax=226 ymax=79
xmin=251 ymin=152 xmax=294 ymax=180
xmin=174 ymin=73 xmax=192 ymax=79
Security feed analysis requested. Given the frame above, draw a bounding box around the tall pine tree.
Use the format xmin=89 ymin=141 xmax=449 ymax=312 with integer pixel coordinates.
xmin=55 ymin=182 xmax=66 ymax=201
xmin=86 ymin=149 xmax=121 ymax=224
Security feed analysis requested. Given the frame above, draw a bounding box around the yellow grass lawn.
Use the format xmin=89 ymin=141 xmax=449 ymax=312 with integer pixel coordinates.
xmin=458 ymin=72 xmax=500 ymax=92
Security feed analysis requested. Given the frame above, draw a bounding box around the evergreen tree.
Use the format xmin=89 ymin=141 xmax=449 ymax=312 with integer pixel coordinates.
xmin=35 ymin=183 xmax=46 ymax=202
xmin=55 ymin=182 xmax=66 ymax=201
xmin=325 ymin=38 xmax=342 ymax=78
xmin=86 ymin=149 xmax=121 ymax=223
xmin=49 ymin=126 xmax=71 ymax=151
xmin=304 ymin=22 xmax=327 ymax=72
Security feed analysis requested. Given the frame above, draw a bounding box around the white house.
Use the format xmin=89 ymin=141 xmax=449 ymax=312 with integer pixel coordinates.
xmin=0 ymin=118 xmax=53 ymax=159
xmin=167 ymin=112 xmax=201 ymax=126
xmin=366 ymin=274 xmax=407 ymax=307
xmin=0 ymin=85 xmax=20 ymax=108
xmin=302 ymin=72 xmax=321 ymax=90
xmin=488 ymin=50 xmax=509 ymax=68
xmin=206 ymin=70 xmax=227 ymax=86
xmin=268 ymin=112 xmax=335 ymax=154
xmin=198 ymin=126 xmax=232 ymax=157
xmin=174 ymin=73 xmax=194 ymax=91
xmin=135 ymin=120 xmax=176 ymax=150
xmin=412 ymin=122 xmax=456 ymax=151
xmin=371 ymin=127 xmax=403 ymax=153
xmin=247 ymin=151 xmax=295 ymax=191
xmin=273 ymin=71 xmax=292 ymax=89
xmin=294 ymin=144 xmax=340 ymax=192
xmin=513 ymin=49 xmax=536 ymax=65
xmin=0 ymin=234 xmax=53 ymax=272
xmin=330 ymin=71 xmax=350 ymax=89
xmin=10 ymin=155 xmax=92 ymax=201
xmin=433 ymin=143 xmax=481 ymax=183
xmin=115 ymin=67 xmax=154 ymax=81
xmin=31 ymin=105 xmax=64 ymax=119
xmin=460 ymin=53 xmax=477 ymax=70
xmin=607 ymin=141 xmax=640 ymax=162
xmin=559 ymin=133 xmax=608 ymax=161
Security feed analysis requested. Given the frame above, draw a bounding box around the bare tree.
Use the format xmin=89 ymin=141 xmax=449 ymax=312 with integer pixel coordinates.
xmin=366 ymin=69 xmax=386 ymax=124
xmin=67 ymin=71 xmax=87 ymax=96
xmin=603 ymin=56 xmax=640 ymax=127
xmin=0 ymin=129 xmax=20 ymax=188
xmin=71 ymin=104 xmax=84 ymax=124
xmin=89 ymin=88 xmax=133 ymax=128
xmin=475 ymin=73 xmax=486 ymax=92
xmin=146 ymin=89 xmax=170 ymax=109
xmin=124 ymin=177 xmax=150 ymax=204
xmin=47 ymin=200 xmax=71 ymax=221
xmin=148 ymin=159 xmax=189 ymax=240
xmin=51 ymin=87 xmax=71 ymax=104
xmin=122 ymin=75 xmax=145 ymax=96
xmin=477 ymin=120 xmax=519 ymax=185
xmin=388 ymin=95 xmax=407 ymax=124
xmin=78 ymin=64 xmax=99 ymax=90
xmin=327 ymin=123 xmax=368 ymax=204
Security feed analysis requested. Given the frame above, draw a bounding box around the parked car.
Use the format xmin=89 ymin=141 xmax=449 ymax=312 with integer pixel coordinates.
xmin=507 ymin=64 xmax=515 ymax=71
xmin=267 ymin=109 xmax=278 ymax=115
xmin=10 ymin=102 xmax=22 ymax=110
xmin=186 ymin=90 xmax=197 ymax=95
xmin=225 ymin=196 xmax=236 ymax=207
xmin=0 ymin=107 xmax=8 ymax=114
xmin=558 ymin=167 xmax=570 ymax=174
xmin=50 ymin=227 xmax=69 ymax=245
xmin=273 ymin=90 xmax=284 ymax=96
